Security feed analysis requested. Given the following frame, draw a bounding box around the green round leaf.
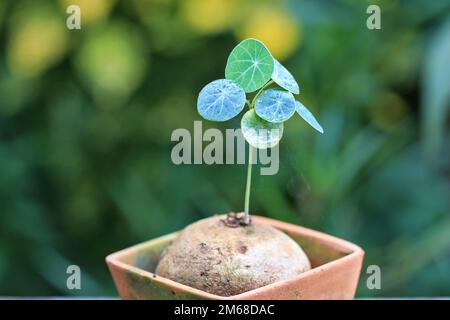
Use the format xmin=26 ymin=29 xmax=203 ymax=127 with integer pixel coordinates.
xmin=241 ymin=110 xmax=284 ymax=149
xmin=271 ymin=59 xmax=299 ymax=94
xmin=225 ymin=38 xmax=274 ymax=93
xmin=197 ymin=79 xmax=246 ymax=121
xmin=254 ymin=88 xmax=296 ymax=123
xmin=295 ymin=101 xmax=324 ymax=133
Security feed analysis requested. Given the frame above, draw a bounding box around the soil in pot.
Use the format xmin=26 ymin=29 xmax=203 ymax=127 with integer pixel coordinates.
xmin=155 ymin=214 xmax=311 ymax=297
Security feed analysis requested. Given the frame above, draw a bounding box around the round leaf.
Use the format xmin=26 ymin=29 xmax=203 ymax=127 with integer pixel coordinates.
xmin=241 ymin=110 xmax=284 ymax=149
xmin=197 ymin=79 xmax=246 ymax=121
xmin=271 ymin=59 xmax=300 ymax=94
xmin=295 ymin=101 xmax=324 ymax=133
xmin=225 ymin=38 xmax=274 ymax=93
xmin=254 ymin=88 xmax=296 ymax=123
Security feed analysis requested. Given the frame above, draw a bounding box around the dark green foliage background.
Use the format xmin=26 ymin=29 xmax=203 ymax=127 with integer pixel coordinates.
xmin=0 ymin=0 xmax=449 ymax=297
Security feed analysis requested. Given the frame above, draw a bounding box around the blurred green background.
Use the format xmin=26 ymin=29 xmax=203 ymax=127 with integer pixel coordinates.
xmin=0 ymin=0 xmax=449 ymax=297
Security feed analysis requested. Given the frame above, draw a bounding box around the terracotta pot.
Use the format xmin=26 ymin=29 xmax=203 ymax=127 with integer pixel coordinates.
xmin=106 ymin=215 xmax=364 ymax=300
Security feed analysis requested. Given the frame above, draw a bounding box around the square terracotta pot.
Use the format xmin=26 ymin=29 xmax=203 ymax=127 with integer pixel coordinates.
xmin=106 ymin=216 xmax=364 ymax=300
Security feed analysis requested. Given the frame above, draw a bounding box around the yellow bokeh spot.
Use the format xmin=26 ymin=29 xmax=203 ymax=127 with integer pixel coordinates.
xmin=236 ymin=6 xmax=302 ymax=60
xmin=75 ymin=23 xmax=147 ymax=103
xmin=180 ymin=0 xmax=244 ymax=34
xmin=8 ymin=10 xmax=68 ymax=78
xmin=60 ymin=0 xmax=115 ymax=25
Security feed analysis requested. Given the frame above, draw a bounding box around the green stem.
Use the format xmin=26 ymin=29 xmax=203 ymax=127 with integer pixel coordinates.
xmin=244 ymin=145 xmax=253 ymax=224
xmin=242 ymin=80 xmax=272 ymax=224
xmin=251 ymin=80 xmax=274 ymax=106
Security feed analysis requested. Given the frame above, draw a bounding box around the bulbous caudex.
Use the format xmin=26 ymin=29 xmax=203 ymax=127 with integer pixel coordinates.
xmin=155 ymin=215 xmax=311 ymax=297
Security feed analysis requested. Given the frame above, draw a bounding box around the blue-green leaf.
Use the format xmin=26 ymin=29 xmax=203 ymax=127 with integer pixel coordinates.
xmin=197 ymin=79 xmax=246 ymax=121
xmin=254 ymin=88 xmax=296 ymax=123
xmin=295 ymin=101 xmax=324 ymax=133
xmin=241 ymin=110 xmax=284 ymax=149
xmin=271 ymin=59 xmax=299 ymax=94
xmin=225 ymin=38 xmax=274 ymax=93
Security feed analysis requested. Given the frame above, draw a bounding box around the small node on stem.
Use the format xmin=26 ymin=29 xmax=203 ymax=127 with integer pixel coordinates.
xmin=221 ymin=213 xmax=252 ymax=228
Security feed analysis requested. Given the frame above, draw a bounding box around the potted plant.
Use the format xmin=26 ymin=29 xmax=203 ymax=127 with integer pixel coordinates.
xmin=106 ymin=38 xmax=364 ymax=300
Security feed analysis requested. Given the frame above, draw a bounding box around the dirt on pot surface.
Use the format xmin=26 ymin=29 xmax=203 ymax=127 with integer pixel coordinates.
xmin=155 ymin=214 xmax=311 ymax=297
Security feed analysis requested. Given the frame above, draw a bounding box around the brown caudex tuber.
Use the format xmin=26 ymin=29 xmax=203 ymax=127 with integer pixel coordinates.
xmin=155 ymin=214 xmax=311 ymax=297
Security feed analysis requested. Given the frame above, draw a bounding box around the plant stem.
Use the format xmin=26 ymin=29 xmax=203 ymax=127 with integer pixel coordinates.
xmin=242 ymin=80 xmax=272 ymax=225
xmin=251 ymin=80 xmax=274 ymax=106
xmin=244 ymin=145 xmax=253 ymax=224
